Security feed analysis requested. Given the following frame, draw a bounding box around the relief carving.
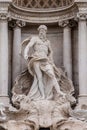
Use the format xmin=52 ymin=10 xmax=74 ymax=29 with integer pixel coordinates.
xmin=13 ymin=0 xmax=74 ymax=9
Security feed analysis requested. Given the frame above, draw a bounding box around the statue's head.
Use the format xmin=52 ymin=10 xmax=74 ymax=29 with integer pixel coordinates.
xmin=38 ymin=25 xmax=47 ymax=39
xmin=38 ymin=25 xmax=47 ymax=32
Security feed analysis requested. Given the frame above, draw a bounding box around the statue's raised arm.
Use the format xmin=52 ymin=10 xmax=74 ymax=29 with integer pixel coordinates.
xmin=24 ymin=37 xmax=36 ymax=60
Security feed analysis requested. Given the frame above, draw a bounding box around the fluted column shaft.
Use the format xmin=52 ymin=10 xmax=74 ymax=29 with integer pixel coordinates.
xmin=78 ymin=15 xmax=87 ymax=96
xmin=0 ymin=20 xmax=8 ymax=95
xmin=0 ymin=0 xmax=12 ymax=105
xmin=74 ymin=13 xmax=87 ymax=109
xmin=0 ymin=19 xmax=9 ymax=105
xmin=12 ymin=25 xmax=21 ymax=84
xmin=59 ymin=20 xmax=72 ymax=79
xmin=63 ymin=25 xmax=72 ymax=79
xmin=12 ymin=21 xmax=26 ymax=84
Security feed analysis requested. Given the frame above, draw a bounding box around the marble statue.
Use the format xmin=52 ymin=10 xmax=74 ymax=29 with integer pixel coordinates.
xmin=1 ymin=25 xmax=87 ymax=130
xmin=24 ymin=25 xmax=65 ymax=100
xmin=11 ymin=24 xmax=75 ymax=104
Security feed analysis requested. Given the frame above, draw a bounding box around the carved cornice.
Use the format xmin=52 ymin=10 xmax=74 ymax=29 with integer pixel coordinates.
xmin=1 ymin=1 xmax=87 ymax=24
xmin=75 ymin=0 xmax=87 ymax=8
xmin=75 ymin=0 xmax=87 ymax=14
xmin=9 ymin=3 xmax=77 ymax=24
xmin=8 ymin=1 xmax=87 ymax=24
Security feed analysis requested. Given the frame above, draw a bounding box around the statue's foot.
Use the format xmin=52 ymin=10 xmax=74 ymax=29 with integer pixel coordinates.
xmin=41 ymin=95 xmax=45 ymax=100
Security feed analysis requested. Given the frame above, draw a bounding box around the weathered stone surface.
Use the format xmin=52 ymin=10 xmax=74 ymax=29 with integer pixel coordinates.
xmin=0 ymin=24 xmax=87 ymax=130
xmin=1 ymin=1 xmax=87 ymax=129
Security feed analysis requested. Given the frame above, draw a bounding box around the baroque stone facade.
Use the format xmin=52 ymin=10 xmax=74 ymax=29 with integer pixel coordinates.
xmin=1 ymin=0 xmax=87 ymax=130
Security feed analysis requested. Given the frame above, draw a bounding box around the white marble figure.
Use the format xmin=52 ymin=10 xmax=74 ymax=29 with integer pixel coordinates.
xmin=24 ymin=25 xmax=65 ymax=100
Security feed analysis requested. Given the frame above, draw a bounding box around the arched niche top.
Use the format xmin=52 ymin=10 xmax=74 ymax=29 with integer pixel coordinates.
xmin=9 ymin=0 xmax=77 ymax=24
xmin=12 ymin=0 xmax=74 ymax=11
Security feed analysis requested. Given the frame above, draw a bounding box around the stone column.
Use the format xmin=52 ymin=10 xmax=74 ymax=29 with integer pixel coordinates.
xmin=0 ymin=0 xmax=12 ymax=105
xmin=0 ymin=17 xmax=9 ymax=105
xmin=59 ymin=21 xmax=72 ymax=79
xmin=12 ymin=21 xmax=26 ymax=84
xmin=77 ymin=14 xmax=87 ymax=109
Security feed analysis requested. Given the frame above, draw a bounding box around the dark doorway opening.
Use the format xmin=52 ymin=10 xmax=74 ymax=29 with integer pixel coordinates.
xmin=39 ymin=128 xmax=50 ymax=130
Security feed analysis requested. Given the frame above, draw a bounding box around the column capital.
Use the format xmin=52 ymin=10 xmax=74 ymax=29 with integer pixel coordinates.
xmin=0 ymin=0 xmax=12 ymax=21
xmin=16 ymin=20 xmax=26 ymax=28
xmin=9 ymin=20 xmax=26 ymax=29
xmin=76 ymin=13 xmax=87 ymax=21
xmin=0 ymin=13 xmax=9 ymax=20
xmin=58 ymin=20 xmax=69 ymax=28
xmin=58 ymin=20 xmax=77 ymax=28
xmin=75 ymin=0 xmax=87 ymax=21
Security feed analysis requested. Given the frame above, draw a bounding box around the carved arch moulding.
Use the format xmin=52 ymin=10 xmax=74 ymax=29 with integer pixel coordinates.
xmin=13 ymin=0 xmax=74 ymax=9
xmin=9 ymin=0 xmax=78 ymax=24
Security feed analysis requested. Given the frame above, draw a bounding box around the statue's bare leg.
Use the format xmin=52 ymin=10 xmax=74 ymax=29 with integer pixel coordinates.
xmin=33 ymin=61 xmax=45 ymax=99
xmin=53 ymin=77 xmax=65 ymax=95
xmin=46 ymin=64 xmax=65 ymax=96
xmin=53 ymin=77 xmax=66 ymax=98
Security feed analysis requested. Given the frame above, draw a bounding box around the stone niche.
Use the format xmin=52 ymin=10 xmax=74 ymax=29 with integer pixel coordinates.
xmin=9 ymin=23 xmax=79 ymax=97
xmin=1 ymin=24 xmax=87 ymax=130
xmin=1 ymin=0 xmax=87 ymax=130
